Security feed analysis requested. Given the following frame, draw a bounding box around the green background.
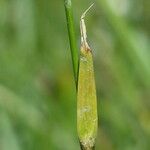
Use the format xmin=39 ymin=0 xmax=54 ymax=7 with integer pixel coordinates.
xmin=0 ymin=0 xmax=150 ymax=149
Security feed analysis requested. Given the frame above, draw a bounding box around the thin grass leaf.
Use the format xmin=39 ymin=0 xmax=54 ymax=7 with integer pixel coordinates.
xmin=64 ymin=0 xmax=79 ymax=85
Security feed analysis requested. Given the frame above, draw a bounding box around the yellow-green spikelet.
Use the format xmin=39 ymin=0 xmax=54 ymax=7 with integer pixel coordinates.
xmin=77 ymin=43 xmax=98 ymax=150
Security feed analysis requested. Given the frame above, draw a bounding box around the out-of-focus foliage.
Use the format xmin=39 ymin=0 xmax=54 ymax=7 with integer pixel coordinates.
xmin=0 ymin=0 xmax=150 ymax=150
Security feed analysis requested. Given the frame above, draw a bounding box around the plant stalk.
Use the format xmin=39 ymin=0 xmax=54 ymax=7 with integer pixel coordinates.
xmin=64 ymin=0 xmax=78 ymax=86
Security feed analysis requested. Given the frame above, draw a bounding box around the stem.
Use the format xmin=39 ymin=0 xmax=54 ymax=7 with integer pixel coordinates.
xmin=64 ymin=0 xmax=78 ymax=86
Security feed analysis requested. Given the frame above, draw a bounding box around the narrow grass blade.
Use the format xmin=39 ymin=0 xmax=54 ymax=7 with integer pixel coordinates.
xmin=64 ymin=0 xmax=78 ymax=85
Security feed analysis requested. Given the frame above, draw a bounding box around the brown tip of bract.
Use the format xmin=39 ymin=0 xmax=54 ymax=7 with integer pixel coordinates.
xmin=81 ymin=41 xmax=91 ymax=53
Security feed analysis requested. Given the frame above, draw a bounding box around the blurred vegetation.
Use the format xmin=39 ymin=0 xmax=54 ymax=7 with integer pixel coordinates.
xmin=0 ymin=0 xmax=150 ymax=150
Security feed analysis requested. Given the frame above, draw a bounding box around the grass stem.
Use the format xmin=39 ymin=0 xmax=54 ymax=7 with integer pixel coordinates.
xmin=64 ymin=0 xmax=78 ymax=86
